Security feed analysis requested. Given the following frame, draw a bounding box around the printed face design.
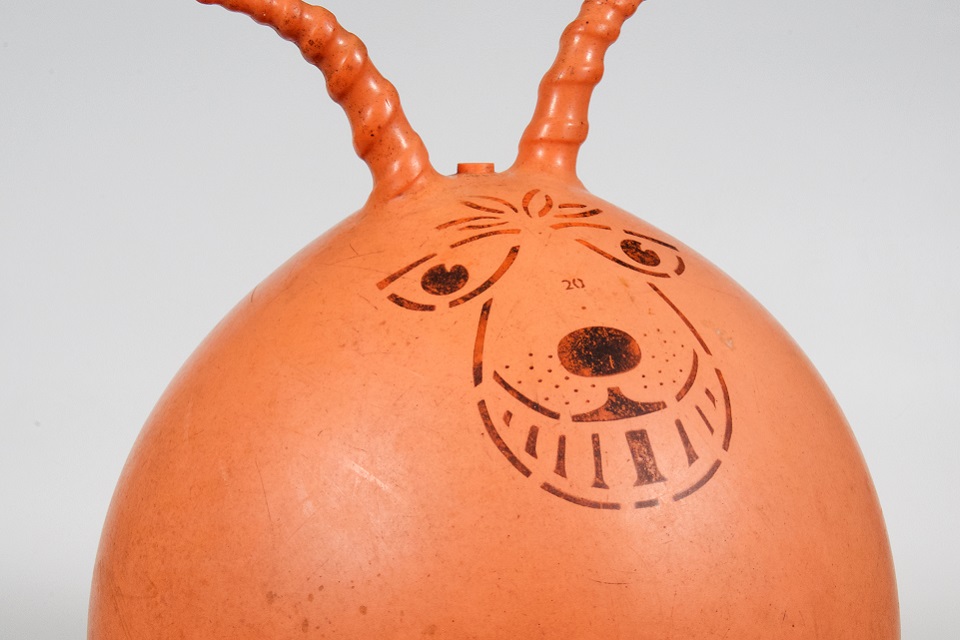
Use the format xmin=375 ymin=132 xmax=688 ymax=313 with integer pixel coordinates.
xmin=377 ymin=189 xmax=732 ymax=510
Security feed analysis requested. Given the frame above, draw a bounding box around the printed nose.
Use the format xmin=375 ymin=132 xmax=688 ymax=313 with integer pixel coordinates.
xmin=557 ymin=326 xmax=641 ymax=377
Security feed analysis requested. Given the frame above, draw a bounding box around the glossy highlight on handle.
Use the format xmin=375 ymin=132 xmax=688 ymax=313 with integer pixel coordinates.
xmin=197 ymin=0 xmax=438 ymax=199
xmin=514 ymin=0 xmax=646 ymax=180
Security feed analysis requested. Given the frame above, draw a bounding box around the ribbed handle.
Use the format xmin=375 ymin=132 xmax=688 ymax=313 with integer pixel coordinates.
xmin=198 ymin=0 xmax=438 ymax=199
xmin=514 ymin=0 xmax=645 ymax=180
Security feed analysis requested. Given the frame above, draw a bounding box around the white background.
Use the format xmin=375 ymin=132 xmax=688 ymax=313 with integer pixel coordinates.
xmin=2 ymin=0 xmax=957 ymax=637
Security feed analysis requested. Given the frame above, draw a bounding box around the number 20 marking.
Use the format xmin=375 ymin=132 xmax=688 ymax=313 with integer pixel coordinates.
xmin=563 ymin=278 xmax=586 ymax=290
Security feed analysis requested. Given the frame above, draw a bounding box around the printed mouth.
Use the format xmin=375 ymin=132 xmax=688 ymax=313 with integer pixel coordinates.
xmin=493 ymin=371 xmax=665 ymax=422
xmin=570 ymin=387 xmax=666 ymax=422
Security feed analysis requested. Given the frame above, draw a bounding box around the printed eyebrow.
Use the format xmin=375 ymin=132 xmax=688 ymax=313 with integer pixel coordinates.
xmin=450 ymin=229 xmax=521 ymax=248
xmin=436 ymin=216 xmax=499 ymax=230
xmin=462 ymin=201 xmax=506 ymax=214
xmin=558 ymin=203 xmax=588 ymax=209
xmin=467 ymin=196 xmax=519 ymax=213
xmin=460 ymin=220 xmax=510 ymax=230
xmin=550 ymin=222 xmax=612 ymax=230
xmin=377 ymin=253 xmax=438 ymax=289
xmin=555 ymin=208 xmax=603 ymax=219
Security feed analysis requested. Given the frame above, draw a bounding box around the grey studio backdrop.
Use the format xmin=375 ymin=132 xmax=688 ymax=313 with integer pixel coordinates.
xmin=1 ymin=0 xmax=957 ymax=637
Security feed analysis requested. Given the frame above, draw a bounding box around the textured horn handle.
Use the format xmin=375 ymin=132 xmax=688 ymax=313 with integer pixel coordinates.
xmin=514 ymin=0 xmax=645 ymax=179
xmin=198 ymin=0 xmax=437 ymax=198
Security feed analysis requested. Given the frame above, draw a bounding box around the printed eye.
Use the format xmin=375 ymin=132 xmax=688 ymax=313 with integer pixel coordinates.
xmin=574 ymin=229 xmax=685 ymax=278
xmin=378 ymin=243 xmax=520 ymax=312
xmin=421 ymin=264 xmax=470 ymax=295
xmin=620 ymin=239 xmax=661 ymax=267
